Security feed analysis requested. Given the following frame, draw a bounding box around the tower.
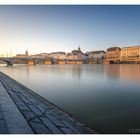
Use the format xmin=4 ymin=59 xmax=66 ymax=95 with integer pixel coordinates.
xmin=78 ymin=46 xmax=81 ymax=51
xmin=25 ymin=50 xmax=28 ymax=56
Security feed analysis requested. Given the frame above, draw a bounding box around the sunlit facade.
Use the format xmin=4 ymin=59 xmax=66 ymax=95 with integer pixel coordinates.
xmin=120 ymin=46 xmax=140 ymax=62
xmin=105 ymin=47 xmax=121 ymax=62
xmin=15 ymin=50 xmax=29 ymax=58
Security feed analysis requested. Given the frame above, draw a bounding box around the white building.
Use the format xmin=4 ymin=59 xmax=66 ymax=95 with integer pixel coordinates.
xmin=70 ymin=47 xmax=85 ymax=59
xmin=88 ymin=50 xmax=105 ymax=60
xmin=48 ymin=52 xmax=66 ymax=59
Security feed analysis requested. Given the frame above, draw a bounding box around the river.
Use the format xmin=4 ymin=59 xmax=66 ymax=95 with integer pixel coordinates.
xmin=0 ymin=64 xmax=140 ymax=133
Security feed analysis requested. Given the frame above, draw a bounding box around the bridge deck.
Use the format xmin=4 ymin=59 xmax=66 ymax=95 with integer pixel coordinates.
xmin=0 ymin=72 xmax=96 ymax=134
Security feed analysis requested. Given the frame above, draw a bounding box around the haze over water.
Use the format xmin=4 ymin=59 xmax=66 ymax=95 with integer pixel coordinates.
xmin=0 ymin=64 xmax=140 ymax=133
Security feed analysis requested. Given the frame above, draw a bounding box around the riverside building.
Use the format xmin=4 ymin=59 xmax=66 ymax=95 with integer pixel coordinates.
xmin=87 ymin=50 xmax=105 ymax=64
xmin=120 ymin=46 xmax=140 ymax=63
xmin=105 ymin=47 xmax=121 ymax=64
xmin=16 ymin=50 xmax=29 ymax=58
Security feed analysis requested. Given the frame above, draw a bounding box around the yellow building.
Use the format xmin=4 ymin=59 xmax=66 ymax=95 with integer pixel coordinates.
xmin=105 ymin=47 xmax=121 ymax=63
xmin=120 ymin=46 xmax=140 ymax=62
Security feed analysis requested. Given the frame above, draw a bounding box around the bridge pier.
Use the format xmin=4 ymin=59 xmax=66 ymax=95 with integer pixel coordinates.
xmin=7 ymin=63 xmax=13 ymax=66
xmin=0 ymin=58 xmax=14 ymax=66
xmin=7 ymin=59 xmax=13 ymax=66
xmin=27 ymin=59 xmax=37 ymax=65
xmin=33 ymin=62 xmax=36 ymax=65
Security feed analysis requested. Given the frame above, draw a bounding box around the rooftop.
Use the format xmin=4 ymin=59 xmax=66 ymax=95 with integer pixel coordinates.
xmin=107 ymin=47 xmax=121 ymax=51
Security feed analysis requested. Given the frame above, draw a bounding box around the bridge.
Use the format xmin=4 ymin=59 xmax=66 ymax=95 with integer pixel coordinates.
xmin=0 ymin=57 xmax=86 ymax=66
xmin=0 ymin=57 xmax=52 ymax=66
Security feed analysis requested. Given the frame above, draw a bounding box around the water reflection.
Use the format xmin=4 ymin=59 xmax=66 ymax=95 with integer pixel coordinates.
xmin=0 ymin=64 xmax=140 ymax=133
xmin=119 ymin=64 xmax=140 ymax=81
xmin=104 ymin=64 xmax=140 ymax=82
xmin=2 ymin=64 xmax=140 ymax=82
xmin=104 ymin=65 xmax=120 ymax=80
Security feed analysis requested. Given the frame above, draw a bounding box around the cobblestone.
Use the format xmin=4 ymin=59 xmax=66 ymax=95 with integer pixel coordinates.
xmin=30 ymin=118 xmax=42 ymax=123
xmin=40 ymin=117 xmax=63 ymax=134
xmin=36 ymin=104 xmax=47 ymax=113
xmin=22 ymin=110 xmax=36 ymax=120
xmin=28 ymin=104 xmax=44 ymax=116
xmin=60 ymin=127 xmax=74 ymax=134
xmin=17 ymin=104 xmax=31 ymax=111
xmin=0 ymin=118 xmax=8 ymax=134
xmin=29 ymin=121 xmax=51 ymax=134
xmin=46 ymin=114 xmax=66 ymax=127
xmin=62 ymin=120 xmax=80 ymax=133
xmin=0 ymin=106 xmax=8 ymax=134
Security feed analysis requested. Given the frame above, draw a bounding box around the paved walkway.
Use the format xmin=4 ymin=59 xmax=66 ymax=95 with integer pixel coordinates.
xmin=0 ymin=72 xmax=96 ymax=134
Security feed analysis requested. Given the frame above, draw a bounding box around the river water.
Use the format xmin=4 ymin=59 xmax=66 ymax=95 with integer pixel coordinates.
xmin=0 ymin=64 xmax=140 ymax=133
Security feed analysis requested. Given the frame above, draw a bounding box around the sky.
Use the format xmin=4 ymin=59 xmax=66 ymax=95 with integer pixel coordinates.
xmin=0 ymin=5 xmax=140 ymax=56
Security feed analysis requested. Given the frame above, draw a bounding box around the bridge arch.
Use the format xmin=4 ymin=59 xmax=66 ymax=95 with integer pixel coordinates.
xmin=0 ymin=58 xmax=13 ymax=66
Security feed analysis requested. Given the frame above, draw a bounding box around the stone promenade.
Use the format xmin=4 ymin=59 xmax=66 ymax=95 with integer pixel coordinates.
xmin=0 ymin=72 xmax=96 ymax=134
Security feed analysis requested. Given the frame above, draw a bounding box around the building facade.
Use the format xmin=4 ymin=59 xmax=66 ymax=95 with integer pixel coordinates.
xmin=87 ymin=50 xmax=105 ymax=63
xmin=16 ymin=50 xmax=29 ymax=58
xmin=93 ymin=51 xmax=105 ymax=60
xmin=71 ymin=47 xmax=84 ymax=59
xmin=48 ymin=52 xmax=66 ymax=59
xmin=105 ymin=47 xmax=121 ymax=62
xmin=66 ymin=47 xmax=85 ymax=60
xmin=120 ymin=46 xmax=140 ymax=62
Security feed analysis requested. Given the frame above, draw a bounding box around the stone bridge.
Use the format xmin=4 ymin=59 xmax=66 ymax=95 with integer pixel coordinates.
xmin=0 ymin=57 xmax=51 ymax=66
xmin=0 ymin=57 xmax=86 ymax=66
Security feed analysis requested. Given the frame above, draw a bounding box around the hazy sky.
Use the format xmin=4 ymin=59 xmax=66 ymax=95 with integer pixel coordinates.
xmin=0 ymin=5 xmax=140 ymax=56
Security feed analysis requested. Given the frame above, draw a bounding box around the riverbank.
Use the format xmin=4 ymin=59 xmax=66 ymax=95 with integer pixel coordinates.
xmin=0 ymin=72 xmax=96 ymax=134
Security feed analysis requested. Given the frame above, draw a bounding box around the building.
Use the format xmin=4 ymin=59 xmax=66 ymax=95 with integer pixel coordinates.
xmin=71 ymin=46 xmax=85 ymax=59
xmin=91 ymin=51 xmax=105 ymax=60
xmin=71 ymin=46 xmax=82 ymax=54
xmin=105 ymin=47 xmax=121 ymax=63
xmin=25 ymin=50 xmax=28 ymax=56
xmin=65 ymin=47 xmax=85 ymax=60
xmin=87 ymin=50 xmax=105 ymax=64
xmin=120 ymin=46 xmax=140 ymax=63
xmin=48 ymin=52 xmax=66 ymax=59
xmin=65 ymin=53 xmax=78 ymax=59
xmin=16 ymin=50 xmax=29 ymax=58
xmin=30 ymin=53 xmax=49 ymax=58
xmin=87 ymin=52 xmax=94 ymax=59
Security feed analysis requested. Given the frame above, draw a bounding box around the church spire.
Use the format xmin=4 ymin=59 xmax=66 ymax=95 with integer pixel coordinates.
xmin=78 ymin=46 xmax=81 ymax=51
xmin=25 ymin=50 xmax=28 ymax=56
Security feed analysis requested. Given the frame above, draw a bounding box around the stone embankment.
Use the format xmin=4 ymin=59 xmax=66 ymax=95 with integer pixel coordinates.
xmin=0 ymin=72 xmax=96 ymax=134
